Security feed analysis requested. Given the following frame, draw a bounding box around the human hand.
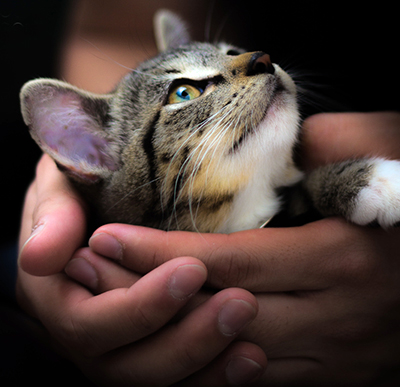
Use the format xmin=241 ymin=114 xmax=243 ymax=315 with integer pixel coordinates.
xmin=88 ymin=217 xmax=400 ymax=386
xmin=300 ymin=111 xmax=400 ymax=170
xmin=85 ymin=112 xmax=400 ymax=386
xmin=18 ymin=154 xmax=88 ymax=276
xmin=18 ymin=254 xmax=266 ymax=386
xmin=17 ymin=155 xmax=267 ymax=386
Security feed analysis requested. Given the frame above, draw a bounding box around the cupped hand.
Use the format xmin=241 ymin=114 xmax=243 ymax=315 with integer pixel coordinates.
xmin=17 ymin=157 xmax=267 ymax=386
xmin=87 ymin=217 xmax=400 ymax=386
xmin=17 ymin=112 xmax=400 ymax=386
xmin=86 ymin=112 xmax=400 ymax=386
xmin=17 ymin=252 xmax=266 ymax=386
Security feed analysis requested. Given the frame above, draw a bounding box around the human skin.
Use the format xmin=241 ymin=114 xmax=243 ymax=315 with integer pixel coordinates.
xmin=79 ymin=113 xmax=400 ymax=386
xmin=17 ymin=112 xmax=400 ymax=386
xmin=17 ymin=155 xmax=267 ymax=387
xmin=15 ymin=0 xmax=400 ymax=383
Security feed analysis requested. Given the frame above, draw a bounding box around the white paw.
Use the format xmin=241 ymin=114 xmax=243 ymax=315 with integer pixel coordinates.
xmin=351 ymin=159 xmax=400 ymax=227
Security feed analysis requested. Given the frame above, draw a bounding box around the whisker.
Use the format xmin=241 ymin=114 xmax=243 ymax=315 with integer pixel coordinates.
xmin=164 ymin=101 xmax=237 ymax=231
xmin=161 ymin=118 xmax=211 ymax=211
xmin=80 ymin=38 xmax=155 ymax=76
xmin=185 ymin=112 xmax=235 ymax=229
xmin=213 ymin=10 xmax=232 ymax=44
xmin=104 ymin=177 xmax=162 ymax=218
xmin=204 ymin=0 xmax=216 ymax=42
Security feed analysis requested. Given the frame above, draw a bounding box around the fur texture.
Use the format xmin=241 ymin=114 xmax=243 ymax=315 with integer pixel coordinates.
xmin=20 ymin=10 xmax=400 ymax=232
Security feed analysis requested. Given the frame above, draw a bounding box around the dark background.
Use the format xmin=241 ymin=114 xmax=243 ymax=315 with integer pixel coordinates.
xmin=1 ymin=0 xmax=69 ymax=246
xmin=1 ymin=0 xmax=399 ymax=384
xmin=1 ymin=0 xmax=399 ymax=247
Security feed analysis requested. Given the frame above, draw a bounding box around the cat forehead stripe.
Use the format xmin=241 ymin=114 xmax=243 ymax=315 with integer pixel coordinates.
xmin=168 ymin=68 xmax=219 ymax=81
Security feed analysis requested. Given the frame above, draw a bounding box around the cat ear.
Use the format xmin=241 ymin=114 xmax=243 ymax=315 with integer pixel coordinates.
xmin=154 ymin=9 xmax=191 ymax=52
xmin=20 ymin=79 xmax=120 ymax=184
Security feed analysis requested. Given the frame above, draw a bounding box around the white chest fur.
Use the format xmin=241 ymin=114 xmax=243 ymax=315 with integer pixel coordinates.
xmin=218 ymin=159 xmax=303 ymax=233
xmin=217 ymin=89 xmax=303 ymax=233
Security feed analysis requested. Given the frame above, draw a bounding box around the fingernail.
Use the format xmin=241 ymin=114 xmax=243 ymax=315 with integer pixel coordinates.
xmin=226 ymin=357 xmax=264 ymax=386
xmin=30 ymin=222 xmax=45 ymax=238
xmin=65 ymin=258 xmax=98 ymax=289
xmin=218 ymin=299 xmax=256 ymax=336
xmin=19 ymin=222 xmax=45 ymax=256
xmin=168 ymin=264 xmax=207 ymax=300
xmin=89 ymin=233 xmax=123 ymax=260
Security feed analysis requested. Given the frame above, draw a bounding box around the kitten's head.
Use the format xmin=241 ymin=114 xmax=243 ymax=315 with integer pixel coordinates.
xmin=20 ymin=10 xmax=301 ymax=232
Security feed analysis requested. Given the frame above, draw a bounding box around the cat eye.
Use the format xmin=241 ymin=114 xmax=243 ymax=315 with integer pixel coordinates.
xmin=168 ymin=84 xmax=204 ymax=104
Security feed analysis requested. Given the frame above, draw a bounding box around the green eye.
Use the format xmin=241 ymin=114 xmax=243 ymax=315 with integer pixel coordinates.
xmin=168 ymin=84 xmax=204 ymax=104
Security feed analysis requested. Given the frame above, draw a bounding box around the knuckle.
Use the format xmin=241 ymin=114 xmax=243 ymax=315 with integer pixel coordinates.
xmin=325 ymin=223 xmax=379 ymax=284
xmin=130 ymin=307 xmax=157 ymax=334
xmin=339 ymin=242 xmax=379 ymax=284
xmin=205 ymin=233 xmax=262 ymax=289
xmin=174 ymin=341 xmax=207 ymax=371
xmin=208 ymin=248 xmax=255 ymax=288
xmin=329 ymin=315 xmax=380 ymax=344
xmin=54 ymin=316 xmax=103 ymax=358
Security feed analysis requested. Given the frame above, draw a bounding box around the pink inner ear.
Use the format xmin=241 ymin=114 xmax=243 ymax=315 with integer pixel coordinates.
xmin=32 ymin=91 xmax=118 ymax=172
xmin=46 ymin=126 xmax=116 ymax=170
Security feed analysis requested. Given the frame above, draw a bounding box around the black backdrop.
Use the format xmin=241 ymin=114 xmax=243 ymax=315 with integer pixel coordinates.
xmin=1 ymin=0 xmax=399 ymax=244
xmin=1 ymin=0 xmax=399 ymax=384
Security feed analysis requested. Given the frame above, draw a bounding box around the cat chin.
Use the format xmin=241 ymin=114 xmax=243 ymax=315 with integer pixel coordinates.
xmin=229 ymin=71 xmax=299 ymax=161
xmin=274 ymin=65 xmax=297 ymax=95
xmin=258 ymin=66 xmax=298 ymax=129
xmin=256 ymin=90 xmax=299 ymax=152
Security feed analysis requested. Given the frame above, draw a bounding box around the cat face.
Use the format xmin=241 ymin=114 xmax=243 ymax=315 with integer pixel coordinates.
xmin=20 ymin=10 xmax=301 ymax=232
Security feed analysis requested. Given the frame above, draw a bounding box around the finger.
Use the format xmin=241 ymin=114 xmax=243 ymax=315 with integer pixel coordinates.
xmin=300 ymin=112 xmax=400 ymax=170
xmin=89 ymin=217 xmax=383 ymax=292
xmin=17 ymin=260 xmax=264 ymax=386
xmin=235 ymin=291 xmax=333 ymax=386
xmin=18 ymin=154 xmax=88 ymax=275
xmin=18 ymin=257 xmax=207 ymax=356
xmin=65 ymin=247 xmax=141 ymax=292
xmin=175 ymin=342 xmax=267 ymax=387
xmin=59 ymin=257 xmax=208 ymax=356
xmin=85 ymin=288 xmax=261 ymax=387
xmin=65 ymin=249 xmax=212 ymax=324
xmin=239 ymin=288 xmax=399 ymax=386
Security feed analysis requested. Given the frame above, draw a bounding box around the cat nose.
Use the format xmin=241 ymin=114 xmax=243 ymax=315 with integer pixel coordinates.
xmin=247 ymin=52 xmax=275 ymax=76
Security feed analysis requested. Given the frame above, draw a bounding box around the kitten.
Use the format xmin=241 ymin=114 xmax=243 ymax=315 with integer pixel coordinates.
xmin=20 ymin=10 xmax=400 ymax=232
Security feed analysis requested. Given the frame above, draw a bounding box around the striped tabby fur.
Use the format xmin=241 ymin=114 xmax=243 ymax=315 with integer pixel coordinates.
xmin=20 ymin=10 xmax=400 ymax=232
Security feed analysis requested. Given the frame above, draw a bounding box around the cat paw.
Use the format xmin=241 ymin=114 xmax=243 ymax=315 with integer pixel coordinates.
xmin=351 ymin=159 xmax=400 ymax=227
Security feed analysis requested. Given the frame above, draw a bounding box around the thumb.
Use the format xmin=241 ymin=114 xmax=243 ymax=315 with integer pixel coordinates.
xmin=18 ymin=155 xmax=87 ymax=275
